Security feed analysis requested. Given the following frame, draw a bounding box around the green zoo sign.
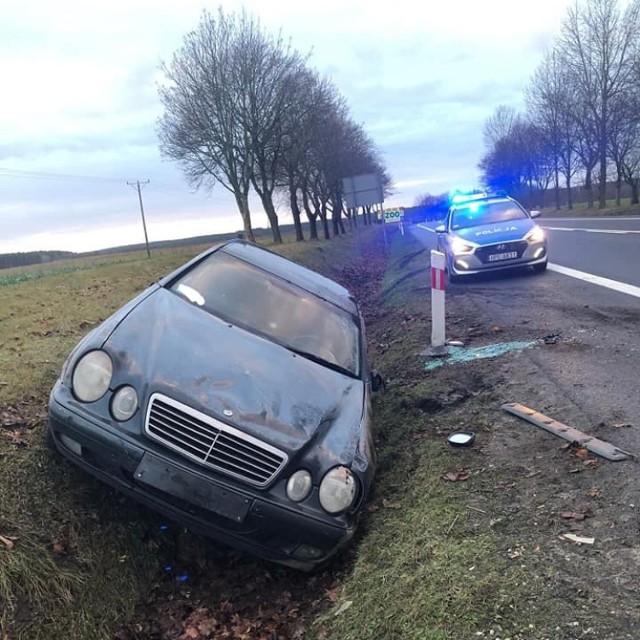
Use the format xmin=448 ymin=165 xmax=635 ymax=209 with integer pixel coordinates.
xmin=383 ymin=208 xmax=405 ymax=223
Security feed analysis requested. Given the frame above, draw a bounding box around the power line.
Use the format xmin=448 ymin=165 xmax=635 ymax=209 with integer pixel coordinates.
xmin=0 ymin=166 xmax=126 ymax=183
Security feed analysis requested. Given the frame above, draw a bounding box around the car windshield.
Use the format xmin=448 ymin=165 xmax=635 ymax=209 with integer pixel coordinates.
xmin=450 ymin=200 xmax=529 ymax=231
xmin=169 ymin=250 xmax=360 ymax=376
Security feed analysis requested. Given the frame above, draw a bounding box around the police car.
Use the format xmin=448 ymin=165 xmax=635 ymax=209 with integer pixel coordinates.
xmin=435 ymin=191 xmax=547 ymax=282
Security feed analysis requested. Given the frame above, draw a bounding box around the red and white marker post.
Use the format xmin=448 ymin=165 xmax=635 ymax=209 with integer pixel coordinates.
xmin=430 ymin=250 xmax=447 ymax=355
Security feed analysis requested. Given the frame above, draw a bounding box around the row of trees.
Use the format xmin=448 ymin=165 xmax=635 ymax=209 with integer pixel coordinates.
xmin=158 ymin=8 xmax=390 ymax=243
xmin=480 ymin=0 xmax=640 ymax=209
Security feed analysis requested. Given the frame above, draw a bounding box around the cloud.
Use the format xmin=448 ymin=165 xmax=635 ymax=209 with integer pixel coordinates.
xmin=0 ymin=0 xmax=577 ymax=253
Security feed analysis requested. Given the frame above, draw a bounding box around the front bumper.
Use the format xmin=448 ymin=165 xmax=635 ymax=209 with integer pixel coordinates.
xmin=449 ymin=241 xmax=547 ymax=276
xmin=47 ymin=389 xmax=355 ymax=570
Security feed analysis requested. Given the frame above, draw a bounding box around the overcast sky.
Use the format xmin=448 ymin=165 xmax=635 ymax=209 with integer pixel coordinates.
xmin=0 ymin=0 xmax=575 ymax=254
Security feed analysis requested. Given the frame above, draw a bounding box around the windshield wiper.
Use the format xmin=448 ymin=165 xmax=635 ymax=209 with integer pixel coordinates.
xmin=286 ymin=347 xmax=356 ymax=378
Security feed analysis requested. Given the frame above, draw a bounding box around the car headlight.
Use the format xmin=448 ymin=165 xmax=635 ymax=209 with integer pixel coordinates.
xmin=72 ymin=350 xmax=113 ymax=402
xmin=319 ymin=466 xmax=358 ymax=514
xmin=450 ymin=237 xmax=476 ymax=255
xmin=111 ymin=386 xmax=139 ymax=421
xmin=525 ymin=225 xmax=545 ymax=242
xmin=286 ymin=470 xmax=313 ymax=502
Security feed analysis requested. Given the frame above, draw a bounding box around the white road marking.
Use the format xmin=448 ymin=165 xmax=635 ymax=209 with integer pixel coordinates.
xmin=543 ymin=227 xmax=640 ymax=234
xmin=548 ymin=263 xmax=640 ymax=299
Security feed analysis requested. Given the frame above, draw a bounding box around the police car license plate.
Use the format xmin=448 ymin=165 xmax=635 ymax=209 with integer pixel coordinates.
xmin=488 ymin=251 xmax=518 ymax=262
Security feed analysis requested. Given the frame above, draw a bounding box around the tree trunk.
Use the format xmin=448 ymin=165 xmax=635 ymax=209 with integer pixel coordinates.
xmin=566 ymin=175 xmax=573 ymax=209
xmin=233 ymin=191 xmax=255 ymax=242
xmin=302 ymin=190 xmax=319 ymax=240
xmin=632 ymin=181 xmax=639 ymax=205
xmin=598 ymin=156 xmax=607 ymax=208
xmin=288 ymin=180 xmax=304 ymax=242
xmin=585 ymin=169 xmax=594 ymax=209
xmin=259 ymin=192 xmax=282 ymax=243
xmin=615 ymin=172 xmax=622 ymax=207
xmin=554 ymin=164 xmax=560 ymax=210
xmin=320 ymin=204 xmax=331 ymax=239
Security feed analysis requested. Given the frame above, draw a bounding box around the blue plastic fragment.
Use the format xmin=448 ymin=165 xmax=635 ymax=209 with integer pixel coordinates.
xmin=163 ymin=565 xmax=173 ymax=573
xmin=176 ymin=574 xmax=189 ymax=582
xmin=159 ymin=523 xmax=169 ymax=531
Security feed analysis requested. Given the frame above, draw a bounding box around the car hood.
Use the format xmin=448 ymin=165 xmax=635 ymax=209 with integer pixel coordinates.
xmin=103 ymin=288 xmax=364 ymax=457
xmin=454 ymin=218 xmax=534 ymax=244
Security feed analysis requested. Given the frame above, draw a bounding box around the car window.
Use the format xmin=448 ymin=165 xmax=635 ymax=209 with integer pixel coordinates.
xmin=450 ymin=201 xmax=529 ymax=230
xmin=169 ymin=251 xmax=360 ymax=376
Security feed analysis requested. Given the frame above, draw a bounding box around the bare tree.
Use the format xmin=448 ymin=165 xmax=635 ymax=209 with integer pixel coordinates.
xmin=235 ymin=25 xmax=308 ymax=244
xmin=157 ymin=9 xmax=256 ymax=241
xmin=559 ymin=0 xmax=640 ymax=208
xmin=483 ymin=105 xmax=518 ymax=148
xmin=527 ymin=49 xmax=574 ymax=209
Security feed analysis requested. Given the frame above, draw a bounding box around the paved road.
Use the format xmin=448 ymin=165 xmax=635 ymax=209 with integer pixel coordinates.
xmin=541 ymin=216 xmax=640 ymax=289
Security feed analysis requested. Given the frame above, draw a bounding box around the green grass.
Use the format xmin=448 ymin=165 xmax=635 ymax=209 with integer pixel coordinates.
xmin=540 ymin=197 xmax=640 ymax=217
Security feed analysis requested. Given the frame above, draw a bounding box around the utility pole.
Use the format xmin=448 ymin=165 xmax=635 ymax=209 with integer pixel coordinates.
xmin=127 ymin=180 xmax=151 ymax=258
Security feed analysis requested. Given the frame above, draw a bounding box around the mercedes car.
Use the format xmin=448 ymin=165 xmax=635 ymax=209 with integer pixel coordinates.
xmin=435 ymin=192 xmax=547 ymax=282
xmin=47 ymin=239 xmax=381 ymax=570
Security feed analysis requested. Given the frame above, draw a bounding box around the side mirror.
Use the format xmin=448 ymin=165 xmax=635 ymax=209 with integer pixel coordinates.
xmin=435 ymin=224 xmax=446 ymax=234
xmin=370 ymin=370 xmax=385 ymax=392
xmin=530 ymin=210 xmax=541 ymax=218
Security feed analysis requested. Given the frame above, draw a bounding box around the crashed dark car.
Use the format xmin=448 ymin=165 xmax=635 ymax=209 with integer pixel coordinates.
xmin=47 ymin=239 xmax=379 ymax=570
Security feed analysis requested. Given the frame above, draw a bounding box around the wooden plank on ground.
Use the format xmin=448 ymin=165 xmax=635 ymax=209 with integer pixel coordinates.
xmin=502 ymin=402 xmax=632 ymax=462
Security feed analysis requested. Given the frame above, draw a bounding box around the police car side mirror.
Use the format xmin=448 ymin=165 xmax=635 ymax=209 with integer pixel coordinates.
xmin=435 ymin=224 xmax=446 ymax=234
xmin=530 ymin=210 xmax=541 ymax=218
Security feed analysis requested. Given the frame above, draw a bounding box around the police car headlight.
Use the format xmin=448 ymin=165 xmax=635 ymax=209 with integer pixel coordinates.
xmin=525 ymin=226 xmax=545 ymax=242
xmin=451 ymin=237 xmax=475 ymax=255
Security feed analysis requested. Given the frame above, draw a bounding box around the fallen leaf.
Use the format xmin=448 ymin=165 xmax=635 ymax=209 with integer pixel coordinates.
xmin=441 ymin=468 xmax=470 ymax=482
xmin=52 ymin=523 xmax=75 ymax=555
xmin=0 ymin=535 xmax=17 ymax=550
xmin=366 ymin=504 xmax=380 ymax=513
xmin=324 ymin=586 xmax=342 ymax=603
xmin=560 ymin=533 xmax=595 ymax=545
xmin=573 ymin=447 xmax=589 ymax=459
xmin=586 ymin=487 xmax=601 ymax=498
xmin=611 ymin=422 xmax=632 ymax=429
xmin=583 ymin=459 xmax=599 ymax=469
xmin=491 ymin=325 xmax=503 ymax=334
xmin=560 ymin=510 xmax=591 ymax=521
xmin=333 ymin=600 xmax=353 ymax=616
xmin=382 ymin=499 xmax=401 ymax=509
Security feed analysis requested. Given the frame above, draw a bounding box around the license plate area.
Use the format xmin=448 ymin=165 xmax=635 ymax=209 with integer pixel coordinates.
xmin=488 ymin=251 xmax=518 ymax=262
xmin=134 ymin=453 xmax=251 ymax=523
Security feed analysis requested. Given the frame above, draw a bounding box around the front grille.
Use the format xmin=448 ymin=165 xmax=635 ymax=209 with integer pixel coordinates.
xmin=475 ymin=241 xmax=527 ymax=264
xmin=144 ymin=394 xmax=287 ymax=487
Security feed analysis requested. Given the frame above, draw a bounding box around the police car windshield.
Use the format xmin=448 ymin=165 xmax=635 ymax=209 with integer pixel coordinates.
xmin=451 ymin=201 xmax=529 ymax=231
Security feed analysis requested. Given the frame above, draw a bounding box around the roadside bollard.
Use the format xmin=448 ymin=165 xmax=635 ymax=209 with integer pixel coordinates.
xmin=430 ymin=250 xmax=447 ymax=356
